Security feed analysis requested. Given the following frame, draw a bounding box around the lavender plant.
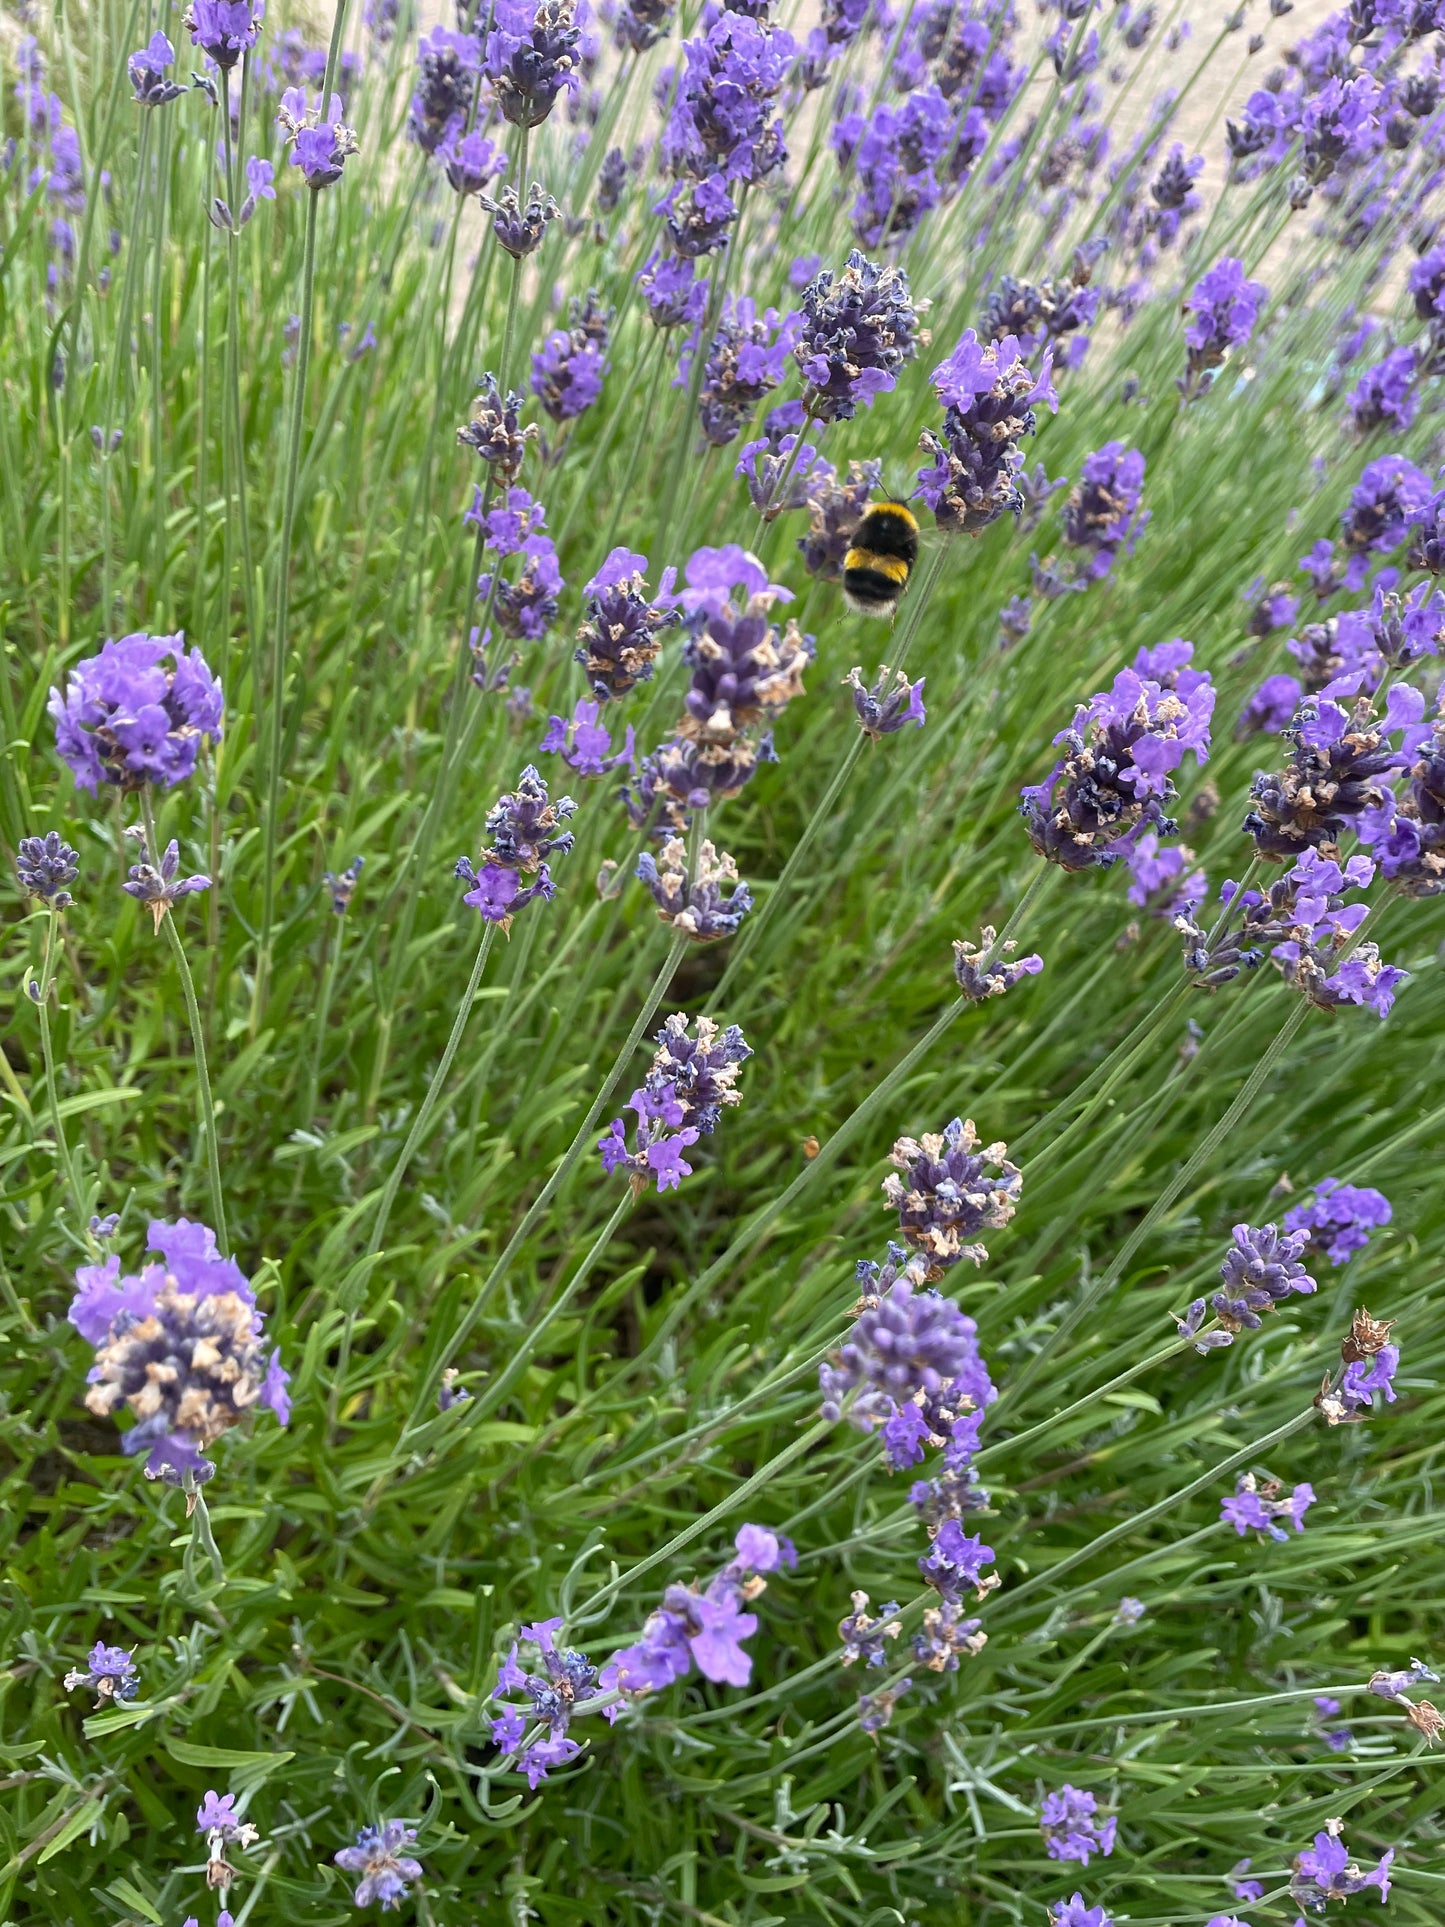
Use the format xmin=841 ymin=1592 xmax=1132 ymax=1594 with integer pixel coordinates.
xmin=3 ymin=0 xmax=1445 ymax=1920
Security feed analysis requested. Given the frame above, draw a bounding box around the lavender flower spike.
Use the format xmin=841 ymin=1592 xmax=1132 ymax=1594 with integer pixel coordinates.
xmin=1040 ymin=1786 xmax=1116 ymax=1866
xmin=1291 ymin=1823 xmax=1393 ymax=1908
xmin=458 ymin=376 xmax=537 ymax=485
xmin=49 ymin=631 xmax=223 ymax=792
xmin=953 ymin=929 xmax=1043 ymax=1001
xmin=129 ymin=32 xmax=188 ymax=105
xmin=123 ymin=838 xmax=212 ymax=932
xmin=793 ymin=251 xmax=926 ymax=423
xmin=845 ymin=665 xmax=926 ymax=739
xmin=1211 ymin=1222 xmax=1316 ymax=1331
xmin=574 ymin=547 xmax=681 ymax=701
xmin=1317 ymin=1306 xmax=1400 ymax=1423
xmin=883 ymin=1117 xmax=1022 ymax=1276
xmin=276 ymin=88 xmax=359 ymax=189
xmin=916 ymin=331 xmax=1056 ymax=535
xmin=1284 ymin=1179 xmax=1391 ymax=1264
xmin=16 ymin=831 xmax=80 ymax=909
xmin=184 ymin=0 xmax=263 ymax=70
xmin=334 ymin=1820 xmax=424 ymax=1909
xmin=1181 ymin=257 xmax=1266 ymax=398
xmin=456 ymin=765 xmax=575 ymax=929
xmin=1048 ymin=1898 xmax=1114 ymax=1927
xmin=636 ymin=838 xmax=753 ymax=940
xmin=64 ymin=1640 xmax=140 ymax=1704
xmin=599 ymin=1013 xmax=750 ymax=1194
xmin=838 ymin=1591 xmax=902 ymax=1667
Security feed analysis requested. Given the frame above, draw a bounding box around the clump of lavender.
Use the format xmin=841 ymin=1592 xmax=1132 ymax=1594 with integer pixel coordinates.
xmin=598 ymin=1013 xmax=750 ymax=1193
xmin=1357 ymin=691 xmax=1445 ymax=896
xmin=184 ymin=0 xmax=263 ymax=69
xmin=1285 ymin=1179 xmax=1392 ymax=1264
xmin=531 ymin=292 xmax=611 ymax=425
xmin=883 ymin=1117 xmax=1022 ymax=1277
xmin=408 ymin=27 xmax=480 ymax=152
xmin=467 ymin=486 xmax=564 ymax=659
xmin=980 ymin=268 xmax=1099 ymax=369
xmin=1317 ymin=1307 xmax=1400 ymax=1424
xmin=844 ymin=665 xmax=927 ymax=739
xmin=16 ymin=831 xmax=79 ymax=909
xmin=916 ymin=331 xmax=1057 ymax=535
xmin=49 ymin=632 xmax=223 ymax=792
xmin=486 ymin=0 xmax=582 ymax=126
xmin=1043 ymin=442 xmax=1149 ymax=591
xmin=63 ymin=1640 xmax=140 ymax=1704
xmin=276 ymin=88 xmax=359 ymax=189
xmin=129 ymin=31 xmax=188 ymax=106
xmin=458 ymin=379 xmax=536 ymax=484
xmin=660 ymin=4 xmax=794 ymax=189
xmin=820 ymin=1249 xmax=995 ymax=1469
xmin=1181 ymin=257 xmax=1266 ymax=398
xmin=334 ymin=1821 xmax=425 ymax=1907
xmin=1220 ymin=1471 xmax=1315 ymax=1538
xmin=1040 ymin=1787 xmax=1116 ymax=1866
xmin=1243 ymin=682 xmax=1424 ymax=865
xmin=1020 ymin=662 xmax=1215 ymax=872
xmin=1211 ymin=1222 xmax=1317 ymax=1333
xmin=600 ymin=1525 xmax=789 ymax=1704
xmin=1341 ymin=453 xmax=1432 ymax=562
xmin=952 ymin=930 xmax=1044 ymax=1001
xmin=1347 ymin=344 xmax=1418 ymax=435
xmin=67 ymin=1220 xmax=290 ymax=1482
xmin=1290 ymin=1823 xmax=1393 ymax=1907
xmin=838 ymin=1591 xmax=902 ymax=1667
xmin=636 ymin=838 xmax=753 ymax=939
xmin=793 ymin=251 xmax=925 ymax=422
xmin=456 ymin=764 xmax=574 ymax=926
xmin=573 ymin=547 xmax=680 ymax=701
xmin=684 ymin=298 xmax=798 ymax=448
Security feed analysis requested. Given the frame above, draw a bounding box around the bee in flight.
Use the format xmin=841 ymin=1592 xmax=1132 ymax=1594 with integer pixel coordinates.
xmin=842 ymin=500 xmax=919 ymax=619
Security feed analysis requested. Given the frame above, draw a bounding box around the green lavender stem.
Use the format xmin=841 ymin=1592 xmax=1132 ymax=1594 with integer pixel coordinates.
xmin=32 ymin=908 xmax=85 ymax=1223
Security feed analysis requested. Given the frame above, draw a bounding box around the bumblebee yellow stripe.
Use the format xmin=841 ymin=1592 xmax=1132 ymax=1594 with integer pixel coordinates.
xmin=843 ymin=549 xmax=910 ymax=583
xmin=864 ymin=502 xmax=919 ymax=531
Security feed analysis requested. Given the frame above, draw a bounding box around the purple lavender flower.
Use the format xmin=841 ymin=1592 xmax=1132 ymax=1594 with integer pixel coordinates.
xmin=859 ymin=1678 xmax=913 ymax=1730
xmin=123 ymin=838 xmax=212 ymax=931
xmin=334 ymin=1821 xmax=424 ymax=1908
xmin=916 ymin=331 xmax=1056 ymax=535
xmin=657 ymin=174 xmax=738 ymax=261
xmin=601 ymin=1525 xmax=785 ymax=1702
xmin=838 ymin=1591 xmax=902 ymax=1667
xmin=1410 ymin=245 xmax=1445 ymax=321
xmin=1342 ymin=454 xmax=1432 ymax=557
xmin=68 ymin=1220 xmax=290 ymax=1482
xmin=470 ymin=486 xmax=564 ymax=643
xmin=408 ymin=27 xmax=480 ymax=152
xmin=919 ymin=1518 xmax=997 ymax=1604
xmin=637 ymin=249 xmax=709 ymax=328
xmin=736 ymin=435 xmax=829 ymax=520
xmin=1315 ymin=1694 xmax=1353 ymax=1750
xmin=677 ymin=543 xmax=809 ymax=741
xmin=636 ymin=837 xmax=753 ymax=939
xmin=1040 ymin=1786 xmax=1116 ymax=1867
xmin=1244 ymin=683 xmax=1422 ymax=864
xmin=479 ymin=181 xmax=559 ymax=257
xmin=486 ymin=0 xmax=581 ymax=126
xmin=1291 ymin=1827 xmax=1393 ymax=1907
xmin=457 ymin=376 xmax=537 ymax=485
xmin=793 ymin=251 xmax=924 ymax=423
xmin=184 ymin=0 xmax=263 ymax=69
xmin=1047 ymin=1898 xmax=1114 ymax=1927
xmin=1356 ymin=693 xmax=1445 ymax=896
xmin=598 ymin=1012 xmax=750 ymax=1192
xmin=981 ymin=271 xmax=1099 ymax=367
xmin=623 ymin=734 xmax=773 ymax=838
xmin=540 ymin=699 xmax=634 ymax=778
xmin=662 ymin=5 xmax=794 ymax=186
xmin=573 ymin=547 xmax=680 ymax=701
xmin=1284 ymin=1179 xmax=1392 ymax=1264
xmin=1057 ymin=443 xmax=1149 ymax=584
xmin=844 ymin=665 xmax=926 ymax=739
xmin=531 ymin=294 xmax=610 ymax=422
xmin=613 ymin=0 xmax=674 ymax=53
xmin=438 ymin=1368 xmax=470 ymax=1412
xmin=913 ymin=1599 xmax=986 ymax=1671
xmin=49 ymin=632 xmax=223 ymax=792
xmin=819 ymin=1255 xmax=991 ymax=1445
xmin=799 ymin=459 xmax=883 ymax=578
xmin=16 ymin=831 xmax=79 ymax=908
xmin=1318 ymin=1310 xmax=1401 ymax=1424
xmin=1181 ymin=257 xmax=1266 ymax=397
xmin=1124 ymin=831 xmax=1204 ymax=918
xmin=1299 ymin=72 xmax=1384 ymax=191
xmin=1220 ymin=1471 xmax=1315 ymax=1538
xmin=834 ymin=91 xmax=950 ymax=247
xmin=683 ymin=297 xmax=798 ymax=448
xmin=129 ymin=31 xmax=187 ymax=106
xmin=277 ymin=88 xmax=359 ymax=189
xmin=1211 ymin=1222 xmax=1317 ymax=1332
xmin=1245 ymin=578 xmax=1301 ymax=639
xmin=1239 ymin=673 xmax=1304 ymax=738
xmin=1020 ymin=663 xmax=1215 ymax=872
xmin=1348 ymin=346 xmax=1418 ymax=436
xmin=439 ymin=126 xmax=506 ymax=197
xmin=952 ymin=929 xmax=1044 ymax=1000
xmin=1369 ymin=1657 xmax=1438 ymax=1699
xmin=456 ymin=764 xmax=574 ymax=927
xmin=63 ymin=1640 xmax=140 ymax=1704
xmin=883 ymin=1117 xmax=1022 ymax=1277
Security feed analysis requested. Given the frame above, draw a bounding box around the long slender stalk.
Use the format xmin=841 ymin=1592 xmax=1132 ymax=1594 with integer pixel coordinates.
xmin=32 ymin=909 xmax=85 ymax=1223
xmin=254 ymin=184 xmax=321 ymax=1024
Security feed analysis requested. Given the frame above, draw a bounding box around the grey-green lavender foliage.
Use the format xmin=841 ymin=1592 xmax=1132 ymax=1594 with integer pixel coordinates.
xmin=1 ymin=0 xmax=1444 ymax=1921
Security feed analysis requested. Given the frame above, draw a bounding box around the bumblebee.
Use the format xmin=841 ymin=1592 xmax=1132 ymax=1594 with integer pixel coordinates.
xmin=842 ymin=501 xmax=919 ymax=618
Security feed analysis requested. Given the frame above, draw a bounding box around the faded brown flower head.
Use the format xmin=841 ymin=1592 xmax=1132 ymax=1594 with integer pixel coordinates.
xmin=1343 ymin=1306 xmax=1396 ymax=1363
